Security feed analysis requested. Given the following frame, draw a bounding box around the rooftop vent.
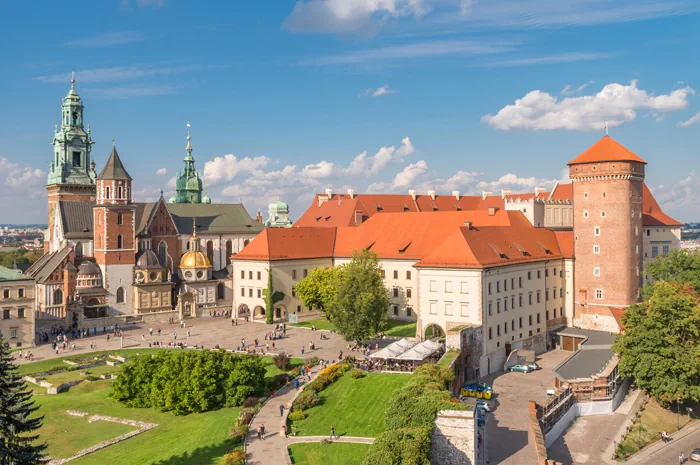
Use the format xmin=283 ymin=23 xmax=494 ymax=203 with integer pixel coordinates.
xmin=428 ymin=189 xmax=436 ymax=201
xmin=409 ymin=189 xmax=417 ymax=201
xmin=488 ymin=207 xmax=499 ymax=216
xmin=347 ymin=188 xmax=355 ymax=199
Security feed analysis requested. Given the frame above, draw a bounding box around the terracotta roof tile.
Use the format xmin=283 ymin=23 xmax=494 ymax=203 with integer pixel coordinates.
xmin=568 ymin=136 xmax=646 ymax=165
xmin=641 ymin=183 xmax=682 ymax=227
xmin=549 ymin=183 xmax=573 ymax=202
xmin=609 ymin=307 xmax=625 ymax=332
xmin=233 ymin=227 xmax=337 ymax=261
xmin=554 ymin=231 xmax=574 ymax=259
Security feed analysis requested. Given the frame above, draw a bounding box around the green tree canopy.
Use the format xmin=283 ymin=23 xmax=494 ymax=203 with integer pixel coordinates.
xmin=293 ymin=266 xmax=342 ymax=313
xmin=327 ymin=250 xmax=390 ymax=343
xmin=642 ymin=249 xmax=700 ymax=299
xmin=613 ymin=281 xmax=700 ymax=405
xmin=0 ymin=331 xmax=47 ymax=464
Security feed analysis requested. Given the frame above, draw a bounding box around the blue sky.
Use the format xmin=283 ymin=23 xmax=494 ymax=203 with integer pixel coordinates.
xmin=2 ymin=0 xmax=700 ymax=224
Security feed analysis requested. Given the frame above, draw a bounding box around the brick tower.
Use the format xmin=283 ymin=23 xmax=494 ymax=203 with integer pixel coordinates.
xmin=94 ymin=145 xmax=136 ymax=315
xmin=569 ymin=136 xmax=646 ymax=333
xmin=46 ymin=75 xmax=97 ymax=251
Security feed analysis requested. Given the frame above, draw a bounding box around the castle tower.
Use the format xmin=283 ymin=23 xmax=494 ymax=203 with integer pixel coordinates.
xmin=569 ymin=136 xmax=646 ymax=332
xmin=46 ymin=75 xmax=97 ymax=248
xmin=169 ymin=126 xmax=209 ymax=204
xmin=93 ymin=145 xmax=136 ymax=315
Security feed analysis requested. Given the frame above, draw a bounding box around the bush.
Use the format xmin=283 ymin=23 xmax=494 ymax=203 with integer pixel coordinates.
xmin=273 ymin=353 xmax=290 ymax=371
xmin=307 ymin=356 xmax=320 ymax=366
xmin=351 ymin=369 xmax=366 ymax=379
xmin=293 ymin=389 xmax=319 ymax=411
xmin=288 ymin=410 xmax=306 ymax=421
xmin=289 ymin=367 xmax=302 ymax=378
xmin=243 ymin=397 xmax=261 ymax=408
xmin=363 ymin=428 xmax=431 ymax=465
xmin=238 ymin=408 xmax=255 ymax=425
xmin=111 ymin=351 xmax=267 ymax=415
xmin=219 ymin=450 xmax=245 ymax=465
xmin=320 ymin=438 xmax=331 ymax=445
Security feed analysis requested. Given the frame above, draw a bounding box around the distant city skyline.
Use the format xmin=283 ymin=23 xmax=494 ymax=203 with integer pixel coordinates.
xmin=1 ymin=1 xmax=700 ymax=223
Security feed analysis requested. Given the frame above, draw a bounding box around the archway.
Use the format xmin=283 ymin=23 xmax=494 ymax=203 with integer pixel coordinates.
xmin=275 ymin=304 xmax=287 ymax=320
xmin=253 ymin=306 xmax=265 ymax=320
xmin=424 ymin=324 xmax=444 ymax=340
xmin=217 ymin=282 xmax=226 ymax=300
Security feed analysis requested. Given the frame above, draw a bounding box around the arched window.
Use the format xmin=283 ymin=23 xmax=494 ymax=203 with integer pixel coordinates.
xmin=159 ymin=242 xmax=167 ymax=267
xmin=118 ymin=186 xmax=123 ymax=199
xmin=117 ymin=213 xmax=123 ymax=225
xmin=116 ymin=287 xmax=125 ymax=304
xmin=226 ymin=240 xmax=233 ymax=266
xmin=206 ymin=241 xmax=214 ymax=266
xmin=75 ymin=242 xmax=83 ymax=258
xmin=244 ymin=239 xmax=250 ymax=247
xmin=105 ymin=186 xmax=110 ymax=199
xmin=217 ymin=282 xmax=225 ymax=300
xmin=53 ymin=288 xmax=63 ymax=305
xmin=117 ymin=235 xmax=123 ymax=249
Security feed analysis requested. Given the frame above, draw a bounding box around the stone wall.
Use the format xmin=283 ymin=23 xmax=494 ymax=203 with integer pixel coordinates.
xmin=527 ymin=401 xmax=564 ymax=465
xmin=139 ymin=310 xmax=179 ymax=325
xmin=431 ymin=410 xmax=477 ymax=465
xmin=520 ymin=332 xmax=546 ymax=354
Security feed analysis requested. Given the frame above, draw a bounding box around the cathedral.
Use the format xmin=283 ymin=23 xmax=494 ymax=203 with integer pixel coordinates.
xmin=28 ymin=78 xmax=264 ymax=334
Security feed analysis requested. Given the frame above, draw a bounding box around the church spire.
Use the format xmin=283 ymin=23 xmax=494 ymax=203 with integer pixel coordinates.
xmin=169 ymin=122 xmax=204 ymax=204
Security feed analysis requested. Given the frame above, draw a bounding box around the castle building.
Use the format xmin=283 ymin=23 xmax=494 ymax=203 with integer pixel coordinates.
xmin=0 ymin=266 xmax=35 ymax=348
xmin=265 ymin=200 xmax=293 ymax=228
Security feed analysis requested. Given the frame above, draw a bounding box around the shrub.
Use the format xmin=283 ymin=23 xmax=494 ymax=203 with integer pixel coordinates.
xmin=289 ymin=367 xmax=302 ymax=378
xmin=293 ymin=389 xmax=319 ymax=411
xmin=273 ymin=353 xmax=290 ymax=371
xmin=307 ymin=356 xmax=320 ymax=366
xmin=243 ymin=397 xmax=260 ymax=408
xmin=238 ymin=408 xmax=255 ymax=425
xmin=320 ymin=438 xmax=331 ymax=445
xmin=288 ymin=410 xmax=306 ymax=421
xmin=363 ymin=428 xmax=431 ymax=465
xmin=219 ymin=450 xmax=245 ymax=465
xmin=307 ymin=380 xmax=324 ymax=393
xmin=351 ymin=369 xmax=366 ymax=379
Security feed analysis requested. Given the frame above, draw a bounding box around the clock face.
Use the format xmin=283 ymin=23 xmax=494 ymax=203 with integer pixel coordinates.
xmin=135 ymin=272 xmax=145 ymax=283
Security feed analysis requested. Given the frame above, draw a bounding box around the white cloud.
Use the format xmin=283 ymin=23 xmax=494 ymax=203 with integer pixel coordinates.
xmin=362 ymin=84 xmax=398 ymax=97
xmin=483 ymin=80 xmax=694 ymax=131
xmin=459 ymin=0 xmax=475 ymax=16
xmin=64 ymin=31 xmax=144 ymax=48
xmin=476 ymin=52 xmax=612 ymax=68
xmin=561 ymin=80 xmax=594 ymax=95
xmin=392 ymin=160 xmax=428 ymax=188
xmin=477 ymin=173 xmax=556 ymax=191
xmin=300 ymin=160 xmax=335 ymax=179
xmin=651 ymin=173 xmax=700 ymax=222
xmin=166 ymin=176 xmax=177 ymax=188
xmin=156 ymin=168 xmax=167 ymax=175
xmin=283 ymin=0 xmax=428 ymax=35
xmin=34 ymin=64 xmax=203 ymax=84
xmin=342 ymin=137 xmax=414 ymax=175
xmin=678 ymin=111 xmax=700 ymax=127
xmin=203 ymin=155 xmax=270 ymax=185
xmin=0 ymin=157 xmax=46 ymax=198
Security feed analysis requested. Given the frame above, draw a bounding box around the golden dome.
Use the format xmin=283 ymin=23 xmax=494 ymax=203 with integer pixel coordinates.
xmin=179 ymin=250 xmax=211 ymax=269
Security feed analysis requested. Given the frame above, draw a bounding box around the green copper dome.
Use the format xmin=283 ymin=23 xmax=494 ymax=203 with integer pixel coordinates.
xmin=170 ymin=128 xmax=206 ymax=204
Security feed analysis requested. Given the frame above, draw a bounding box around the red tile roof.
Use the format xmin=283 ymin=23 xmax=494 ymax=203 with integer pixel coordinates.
xmin=568 ymin=136 xmax=647 ymax=165
xmin=609 ymin=307 xmax=626 ymax=332
xmin=549 ymin=182 xmax=573 ymax=202
xmin=554 ymin=231 xmax=574 ymax=259
xmin=233 ymin=227 xmax=337 ymax=261
xmin=641 ymin=183 xmax=682 ymax=227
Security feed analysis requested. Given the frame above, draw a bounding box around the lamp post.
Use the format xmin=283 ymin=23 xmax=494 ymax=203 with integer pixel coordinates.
xmin=687 ymin=407 xmax=693 ymax=425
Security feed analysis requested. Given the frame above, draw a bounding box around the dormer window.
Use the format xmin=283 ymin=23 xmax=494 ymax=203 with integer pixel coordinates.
xmin=105 ymin=186 xmax=110 ymax=199
xmin=72 ymin=152 xmax=81 ymax=167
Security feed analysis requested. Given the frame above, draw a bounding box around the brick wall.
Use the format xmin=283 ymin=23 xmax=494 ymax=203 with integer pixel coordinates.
xmin=432 ymin=410 xmax=477 ymax=465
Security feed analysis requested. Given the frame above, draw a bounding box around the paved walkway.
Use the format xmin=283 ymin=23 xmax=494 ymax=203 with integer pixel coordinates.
xmin=245 ymin=365 xmax=375 ymax=465
xmin=617 ymin=420 xmax=700 ymax=465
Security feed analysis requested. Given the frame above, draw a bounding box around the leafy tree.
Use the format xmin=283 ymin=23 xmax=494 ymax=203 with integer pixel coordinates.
xmin=327 ymin=250 xmax=390 ymax=343
xmin=262 ymin=270 xmax=284 ymax=325
xmin=642 ymin=249 xmax=700 ymax=299
xmin=363 ymin=428 xmax=432 ymax=465
xmin=613 ymin=281 xmax=700 ymax=404
xmin=0 ymin=331 xmax=47 ymax=465
xmin=0 ymin=249 xmax=43 ymax=270
xmin=293 ymin=266 xmax=342 ymax=314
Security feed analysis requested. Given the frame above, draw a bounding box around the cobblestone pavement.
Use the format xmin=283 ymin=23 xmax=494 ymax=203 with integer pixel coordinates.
xmin=15 ymin=318 xmax=359 ymax=365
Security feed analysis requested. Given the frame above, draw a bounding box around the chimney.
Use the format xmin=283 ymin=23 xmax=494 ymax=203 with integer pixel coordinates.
xmin=428 ymin=189 xmax=436 ymax=201
xmin=488 ymin=207 xmax=498 ymax=216
xmin=408 ymin=189 xmax=417 ymax=201
xmin=535 ymin=186 xmax=545 ymax=197
xmin=347 ymin=188 xmax=355 ymax=199
xmin=464 ymin=221 xmax=472 ymax=230
xmin=325 ymin=187 xmax=333 ymax=199
xmin=256 ymin=209 xmax=263 ymax=224
xmin=354 ymin=211 xmax=363 ymax=226
xmin=501 ymin=189 xmax=512 ymax=200
xmin=452 ymin=190 xmax=460 ymax=201
xmin=482 ymin=190 xmax=492 ymax=200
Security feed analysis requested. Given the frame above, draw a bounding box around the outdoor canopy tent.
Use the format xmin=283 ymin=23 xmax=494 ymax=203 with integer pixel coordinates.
xmin=395 ymin=340 xmax=443 ymax=361
xmin=370 ymin=338 xmax=417 ymax=359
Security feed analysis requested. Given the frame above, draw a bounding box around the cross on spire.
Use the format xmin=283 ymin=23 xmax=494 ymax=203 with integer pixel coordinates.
xmin=71 ymin=71 xmax=75 ymax=88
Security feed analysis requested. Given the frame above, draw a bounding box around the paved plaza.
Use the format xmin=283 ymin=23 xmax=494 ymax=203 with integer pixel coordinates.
xmin=15 ymin=317 xmax=357 ymax=365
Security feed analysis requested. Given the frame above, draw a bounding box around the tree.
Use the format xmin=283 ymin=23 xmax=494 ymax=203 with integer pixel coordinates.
xmin=642 ymin=249 xmax=700 ymax=299
xmin=327 ymin=250 xmax=389 ymax=343
xmin=0 ymin=331 xmax=47 ymax=465
xmin=262 ymin=270 xmax=284 ymax=325
xmin=613 ymin=281 xmax=700 ymax=405
xmin=293 ymin=266 xmax=342 ymax=314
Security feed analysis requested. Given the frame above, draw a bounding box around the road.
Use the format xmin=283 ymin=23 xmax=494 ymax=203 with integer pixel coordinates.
xmin=633 ymin=427 xmax=700 ymax=465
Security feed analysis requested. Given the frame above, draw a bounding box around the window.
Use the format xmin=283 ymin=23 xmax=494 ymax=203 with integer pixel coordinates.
xmin=536 ymin=291 xmax=541 ymax=303
xmin=594 ymin=226 xmax=600 ymax=236
xmin=583 ymin=211 xmax=589 ymax=218
xmin=595 ymin=289 xmax=603 ymax=300
xmin=528 ymin=294 xmax=533 ymax=305
xmin=460 ymin=303 xmax=469 ymax=317
xmin=393 ymin=270 xmax=398 ymax=279
xmin=406 ymin=271 xmax=412 ymax=280
xmin=546 ymin=310 xmax=549 ymax=320
xmin=17 ymin=308 xmax=25 ymax=318
xmin=537 ymin=270 xmax=541 ymax=279
xmin=2 ymin=289 xmax=8 ymax=299
xmin=445 ymin=303 xmax=453 ymax=316
xmin=406 ymin=288 xmax=412 ymax=298
xmin=528 ymin=271 xmax=532 ymax=280
xmin=257 ymin=271 xmax=261 ymax=280
xmin=511 ymin=320 xmax=515 ymax=331
xmin=241 ymin=270 xmax=245 ymax=279
xmin=430 ymin=301 xmax=437 ymax=315
xmin=651 ymin=246 xmax=659 ymax=258
xmin=393 ymin=305 xmax=398 ymax=316
xmin=407 ymin=307 xmax=412 ymax=317
xmin=72 ymin=151 xmax=81 ymax=167
xmin=489 ymin=327 xmax=493 ymax=340
xmin=496 ymin=281 xmax=500 ymax=293
xmin=53 ymin=289 xmax=63 ymax=305
xmin=297 ymin=305 xmax=302 ymax=313
xmin=430 ymin=281 xmax=437 ymax=292
xmin=117 ymin=235 xmax=123 ymax=249
xmin=511 ymin=296 xmax=515 ymax=309
xmin=217 ymin=283 xmax=226 ymax=300
xmin=504 ymin=299 xmax=508 ymax=312
xmin=249 ymin=271 xmax=253 ymax=280
xmin=241 ymin=288 xmax=245 ymax=296
xmin=537 ymin=313 xmax=541 ymax=324
xmin=635 ymin=225 xmax=638 ymax=236
xmin=18 ymin=288 xmax=23 ymax=298
xmin=159 ymin=242 xmax=168 ymax=267
xmin=560 ymin=288 xmax=563 ymax=298
xmin=601 ymin=211 xmax=606 ymax=218
xmin=519 ymin=277 xmax=523 ymax=288
xmin=116 ymin=287 xmax=125 ymax=304
xmin=594 ymin=245 xmax=600 ymax=254
xmin=105 ymin=186 xmax=110 ymax=199
xmin=504 ymin=280 xmax=508 ymax=291
xmin=546 ymin=289 xmax=549 ymax=301
xmin=594 ymin=267 xmax=601 ymax=277
xmin=519 ymin=295 xmax=523 ymax=307
xmin=381 ymin=269 xmax=385 ymax=278
xmin=647 ymin=229 xmax=651 ymax=237
xmin=511 ymin=278 xmax=515 ymax=289
xmin=249 ymin=288 xmax=253 ymax=297
xmin=461 ymin=282 xmax=468 ymax=294
xmin=497 ymin=325 xmax=501 ymax=337
xmin=545 ymin=269 xmax=549 ymax=278
xmin=584 ymin=192 xmax=588 ymax=198
xmin=303 ymin=269 xmax=308 ymax=277
xmin=292 ymin=288 xmax=296 ymax=297
xmin=257 ymin=289 xmax=262 ymax=298
xmin=2 ymin=309 xmax=9 ymax=320
xmin=117 ymin=213 xmax=123 ymax=225
xmin=519 ymin=317 xmax=523 ymax=328
xmin=553 ymin=268 xmax=556 ymax=275
xmin=497 ymin=300 xmax=501 ymax=313
xmin=393 ymin=288 xmax=399 ymax=297
xmin=663 ymin=244 xmax=670 ymax=256
xmin=118 ymin=186 xmax=123 ymax=199
xmin=504 ymin=322 xmax=508 ymax=334
xmin=10 ymin=328 xmax=17 ymax=339
xmin=445 ymin=281 xmax=452 ymax=293
xmin=292 ymin=270 xmax=297 ymax=279
xmin=488 ymin=302 xmax=492 ymax=316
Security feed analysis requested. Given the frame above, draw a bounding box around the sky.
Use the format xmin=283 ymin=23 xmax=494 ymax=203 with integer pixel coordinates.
xmin=1 ymin=0 xmax=700 ymax=224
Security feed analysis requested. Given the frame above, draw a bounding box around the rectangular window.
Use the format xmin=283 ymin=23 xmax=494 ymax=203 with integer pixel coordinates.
xmin=72 ymin=151 xmax=81 ymax=167
xmin=546 ymin=310 xmax=550 ymax=320
xmin=489 ymin=327 xmax=492 ymax=340
xmin=663 ymin=244 xmax=670 ymax=256
xmin=430 ymin=281 xmax=437 ymax=292
xmin=496 ymin=281 xmax=500 ymax=293
xmin=560 ymin=288 xmax=563 ymax=298
xmin=292 ymin=270 xmax=297 ymax=279
xmin=504 ymin=322 xmax=508 ymax=334
xmin=497 ymin=325 xmax=501 ymax=337
xmin=536 ymin=291 xmax=541 ymax=303
xmin=529 ymin=294 xmax=533 ymax=305
xmin=537 ymin=270 xmax=541 ymax=279
xmin=519 ymin=317 xmax=523 ymax=328
xmin=381 ymin=269 xmax=385 ymax=278
xmin=528 ymin=315 xmax=532 ymax=326
xmin=10 ymin=328 xmax=17 ymax=339
xmin=595 ymin=289 xmax=603 ymax=300
xmin=292 ymin=288 xmax=296 ymax=297
xmin=553 ymin=268 xmax=557 ymax=275
xmin=407 ymin=307 xmax=412 ymax=317
xmin=241 ymin=270 xmax=245 ymax=279
xmin=445 ymin=281 xmax=452 ymax=293
xmin=504 ymin=280 xmax=508 ymax=291
xmin=461 ymin=303 xmax=469 ymax=317
xmin=511 ymin=296 xmax=515 ymax=309
xmin=594 ymin=267 xmax=601 ymax=277
xmin=248 ymin=288 xmax=253 ymax=297
xmin=497 ymin=300 xmax=501 ymax=313
xmin=537 ymin=313 xmax=541 ymax=324
xmin=249 ymin=271 xmax=253 ymax=279
xmin=519 ymin=295 xmax=523 ymax=307
xmin=504 ymin=299 xmax=508 ymax=312
xmin=511 ymin=278 xmax=515 ymax=289
xmin=393 ymin=305 xmax=398 ymax=316
xmin=488 ymin=282 xmax=492 ymax=295
xmin=594 ymin=226 xmax=601 ymax=236
xmin=241 ymin=288 xmax=245 ymax=296
xmin=257 ymin=271 xmax=261 ymax=280
xmin=488 ymin=302 xmax=492 ymax=316
xmin=545 ymin=269 xmax=549 ymax=277
xmin=406 ymin=288 xmax=412 ymax=298
xmin=393 ymin=270 xmax=398 ymax=279
xmin=2 ymin=309 xmax=9 ymax=320
xmin=430 ymin=301 xmax=437 ymax=315
xmin=528 ymin=272 xmax=532 ymax=280
xmin=651 ymin=246 xmax=658 ymax=258
xmin=18 ymin=288 xmax=24 ymax=298
xmin=546 ymin=289 xmax=549 ymax=301
xmin=511 ymin=319 xmax=515 ymax=331
xmin=393 ymin=288 xmax=399 ymax=297
xmin=461 ymin=282 xmax=468 ymax=294
xmin=445 ymin=303 xmax=453 ymax=316
xmin=594 ymin=245 xmax=600 ymax=254
xmin=18 ymin=308 xmax=24 ymax=318
xmin=257 ymin=289 xmax=262 ymax=298
xmin=406 ymin=271 xmax=411 ymax=280
xmin=297 ymin=305 xmax=302 ymax=313
xmin=303 ymin=269 xmax=308 ymax=277
xmin=519 ymin=277 xmax=523 ymax=288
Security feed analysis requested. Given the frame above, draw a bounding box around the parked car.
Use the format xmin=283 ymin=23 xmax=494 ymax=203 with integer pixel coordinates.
xmin=690 ymin=448 xmax=700 ymax=462
xmin=476 ymin=400 xmax=491 ymax=412
xmin=509 ymin=364 xmax=535 ymax=373
xmin=525 ymin=362 xmax=540 ymax=371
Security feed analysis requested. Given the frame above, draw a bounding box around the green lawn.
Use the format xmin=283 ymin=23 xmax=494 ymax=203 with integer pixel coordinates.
xmin=263 ymin=357 xmax=305 ymax=379
xmin=437 ymin=349 xmax=460 ymax=367
xmin=291 ymin=318 xmax=337 ymax=331
xmin=289 ymin=372 xmax=411 ymax=437
xmin=288 ymin=443 xmax=369 ymax=465
xmin=384 ymin=320 xmax=417 ymax=338
xmin=18 ymin=348 xmax=166 ymax=377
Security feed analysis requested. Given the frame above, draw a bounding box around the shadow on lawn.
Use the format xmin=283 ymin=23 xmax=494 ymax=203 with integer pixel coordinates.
xmin=150 ymin=440 xmax=235 ymax=465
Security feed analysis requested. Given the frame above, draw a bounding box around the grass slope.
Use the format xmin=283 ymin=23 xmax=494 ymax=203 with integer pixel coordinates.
xmin=289 ymin=372 xmax=410 ymax=437
xmin=290 ymin=318 xmax=416 ymax=339
xmin=288 ymin=443 xmax=369 ymax=465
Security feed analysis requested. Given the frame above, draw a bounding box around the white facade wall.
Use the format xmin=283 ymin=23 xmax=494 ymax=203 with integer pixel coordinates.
xmin=100 ymin=264 xmax=133 ymax=316
xmin=417 ymin=268 xmax=482 ymax=337
xmin=181 ymin=233 xmax=259 ymax=271
xmin=642 ymin=226 xmax=681 ymax=279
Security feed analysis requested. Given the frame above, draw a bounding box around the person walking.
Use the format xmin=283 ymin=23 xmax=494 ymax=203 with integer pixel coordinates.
xmin=280 ymin=404 xmax=285 ymax=417
xmin=260 ymin=424 xmax=266 ymax=440
xmin=283 ymin=424 xmax=288 ymax=438
xmin=330 ymin=425 xmax=337 ymax=440
xmin=679 ymin=451 xmax=685 ymax=464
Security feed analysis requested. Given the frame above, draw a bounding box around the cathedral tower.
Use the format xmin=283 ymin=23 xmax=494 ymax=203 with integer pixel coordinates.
xmin=169 ymin=127 xmax=210 ymax=204
xmin=94 ymin=145 xmax=136 ymax=315
xmin=569 ymin=136 xmax=645 ymax=332
xmin=46 ymin=75 xmax=97 ymax=248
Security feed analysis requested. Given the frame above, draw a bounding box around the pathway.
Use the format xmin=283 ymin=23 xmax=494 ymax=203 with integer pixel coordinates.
xmin=245 ymin=365 xmax=375 ymax=465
